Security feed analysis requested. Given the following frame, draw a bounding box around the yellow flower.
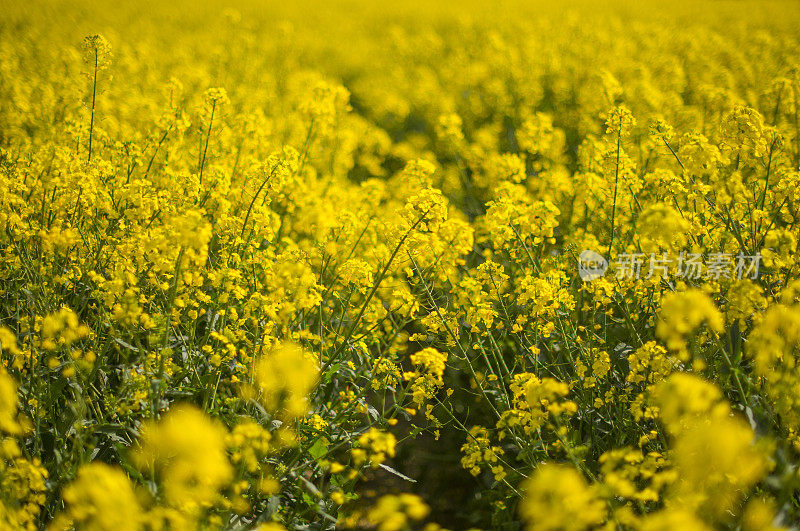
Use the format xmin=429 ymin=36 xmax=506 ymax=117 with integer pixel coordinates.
xmin=636 ymin=203 xmax=691 ymax=251
xmin=406 ymin=347 xmax=448 ymax=406
xmin=639 ymin=509 xmax=710 ymax=531
xmin=133 ymin=405 xmax=232 ymax=513
xmin=227 ymin=420 xmax=272 ymax=473
xmin=519 ymin=463 xmax=606 ymax=531
xmin=251 ymin=341 xmax=319 ymax=420
xmin=726 ymin=280 xmax=766 ymax=327
xmin=56 ymin=463 xmax=142 ymax=531
xmin=670 ymin=416 xmax=766 ymax=520
xmin=604 ymin=104 xmax=636 ymax=136
xmin=353 ymin=427 xmax=396 ymax=468
xmin=656 ymin=289 xmax=723 ymax=359
xmin=0 ymin=369 xmax=26 ymax=435
xmin=367 ymin=494 xmax=430 ymax=531
xmin=203 ymin=87 xmax=230 ymax=107
xmin=338 ymin=258 xmax=374 ymax=293
xmin=371 ymin=357 xmax=402 ymax=390
xmin=652 ymin=372 xmax=730 ymax=434
xmin=40 ymin=307 xmax=90 ymax=351
xmin=460 ymin=426 xmax=504 ymax=479
xmin=748 ymin=304 xmax=800 ymax=426
xmin=742 ymin=498 xmax=783 ymax=531
xmin=627 ymin=341 xmax=676 ymax=385
xmin=525 ymin=376 xmax=577 ymax=421
xmin=81 ymin=34 xmax=112 ymax=70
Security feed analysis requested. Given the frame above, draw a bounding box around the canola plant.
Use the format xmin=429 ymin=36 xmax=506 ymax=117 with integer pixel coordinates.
xmin=1 ymin=0 xmax=800 ymax=529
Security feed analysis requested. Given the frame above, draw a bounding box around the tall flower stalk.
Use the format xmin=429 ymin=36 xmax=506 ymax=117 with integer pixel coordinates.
xmin=82 ymin=34 xmax=112 ymax=162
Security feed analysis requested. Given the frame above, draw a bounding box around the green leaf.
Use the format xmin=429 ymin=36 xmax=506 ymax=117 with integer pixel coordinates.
xmin=308 ymin=438 xmax=328 ymax=459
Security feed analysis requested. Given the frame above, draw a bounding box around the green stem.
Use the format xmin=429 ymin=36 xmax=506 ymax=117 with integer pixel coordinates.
xmin=87 ymin=52 xmax=98 ymax=161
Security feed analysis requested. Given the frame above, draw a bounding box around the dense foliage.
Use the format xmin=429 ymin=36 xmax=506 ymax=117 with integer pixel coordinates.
xmin=2 ymin=0 xmax=800 ymax=529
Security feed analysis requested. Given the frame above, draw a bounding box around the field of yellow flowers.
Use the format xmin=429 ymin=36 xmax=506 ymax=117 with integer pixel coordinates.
xmin=2 ymin=0 xmax=800 ymax=529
